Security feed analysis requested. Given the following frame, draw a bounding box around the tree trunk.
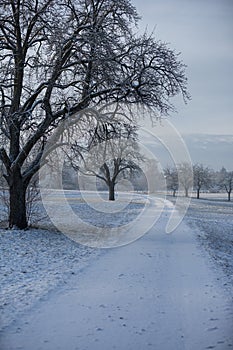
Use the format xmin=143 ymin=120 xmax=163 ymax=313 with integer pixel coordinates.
xmin=185 ymin=188 xmax=189 ymax=197
xmin=108 ymin=181 xmax=115 ymax=201
xmin=9 ymin=169 xmax=28 ymax=229
xmin=172 ymin=189 xmax=176 ymax=197
xmin=228 ymin=191 xmax=231 ymax=202
xmin=197 ymin=188 xmax=200 ymax=199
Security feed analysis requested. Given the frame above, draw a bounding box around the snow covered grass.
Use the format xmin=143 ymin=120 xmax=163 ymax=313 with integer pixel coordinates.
xmin=0 ymin=192 xmax=146 ymax=331
xmin=0 ymin=192 xmax=233 ymax=349
xmin=167 ymin=194 xmax=233 ymax=291
xmin=64 ymin=191 xmax=146 ymax=228
xmin=184 ymin=198 xmax=233 ymax=290
xmin=0 ymin=228 xmax=100 ymax=331
xmin=190 ymin=192 xmax=231 ymax=202
xmin=1 ymin=195 xmax=233 ymax=350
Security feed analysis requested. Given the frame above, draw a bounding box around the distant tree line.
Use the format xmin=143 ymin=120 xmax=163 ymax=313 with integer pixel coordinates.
xmin=164 ymin=163 xmax=233 ymax=201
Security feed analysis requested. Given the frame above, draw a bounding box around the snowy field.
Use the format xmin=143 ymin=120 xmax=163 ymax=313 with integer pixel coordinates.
xmin=169 ymin=194 xmax=233 ymax=289
xmin=0 ymin=191 xmax=233 ymax=349
xmin=0 ymin=191 xmax=147 ymax=331
xmin=186 ymin=197 xmax=233 ymax=288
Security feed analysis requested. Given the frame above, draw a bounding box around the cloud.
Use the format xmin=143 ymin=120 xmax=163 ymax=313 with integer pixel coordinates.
xmin=132 ymin=0 xmax=233 ymax=135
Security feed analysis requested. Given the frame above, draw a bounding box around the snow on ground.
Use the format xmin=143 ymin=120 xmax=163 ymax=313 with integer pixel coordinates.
xmin=0 ymin=192 xmax=233 ymax=350
xmin=170 ymin=195 xmax=233 ymax=290
xmin=0 ymin=192 xmax=146 ymax=331
xmin=186 ymin=199 xmax=233 ymax=289
xmin=0 ymin=229 xmax=101 ymax=331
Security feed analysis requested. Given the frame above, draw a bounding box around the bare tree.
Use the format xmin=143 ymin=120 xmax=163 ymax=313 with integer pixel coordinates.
xmin=178 ymin=162 xmax=193 ymax=197
xmin=144 ymin=159 xmax=164 ymax=194
xmin=73 ymin=122 xmax=143 ymax=200
xmin=164 ymin=166 xmax=178 ymax=197
xmin=129 ymin=167 xmax=148 ymax=192
xmin=193 ymin=163 xmax=212 ymax=199
xmin=217 ymin=167 xmax=233 ymax=201
xmin=0 ymin=0 xmax=189 ymax=228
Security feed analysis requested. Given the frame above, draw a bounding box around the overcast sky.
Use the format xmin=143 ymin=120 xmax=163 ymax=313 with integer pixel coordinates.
xmin=132 ymin=0 xmax=233 ymax=135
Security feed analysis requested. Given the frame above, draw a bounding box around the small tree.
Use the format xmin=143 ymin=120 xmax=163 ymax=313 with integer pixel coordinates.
xmin=193 ymin=164 xmax=212 ymax=199
xmin=164 ymin=166 xmax=179 ymax=197
xmin=178 ymin=162 xmax=193 ymax=197
xmin=144 ymin=159 xmax=164 ymax=194
xmin=218 ymin=167 xmax=233 ymax=201
xmin=76 ymin=122 xmax=143 ymax=200
xmin=129 ymin=167 xmax=148 ymax=192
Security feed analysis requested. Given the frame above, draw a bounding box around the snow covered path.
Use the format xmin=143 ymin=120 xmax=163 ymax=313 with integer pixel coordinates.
xmin=1 ymin=201 xmax=233 ymax=350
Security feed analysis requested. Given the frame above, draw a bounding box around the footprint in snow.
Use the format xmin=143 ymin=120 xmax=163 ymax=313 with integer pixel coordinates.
xmin=96 ymin=327 xmax=103 ymax=332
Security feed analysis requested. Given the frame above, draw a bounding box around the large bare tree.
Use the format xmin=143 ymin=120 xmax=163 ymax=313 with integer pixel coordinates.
xmin=0 ymin=0 xmax=189 ymax=228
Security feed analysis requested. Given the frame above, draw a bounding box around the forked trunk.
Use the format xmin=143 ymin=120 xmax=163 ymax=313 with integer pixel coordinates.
xmin=9 ymin=169 xmax=28 ymax=229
